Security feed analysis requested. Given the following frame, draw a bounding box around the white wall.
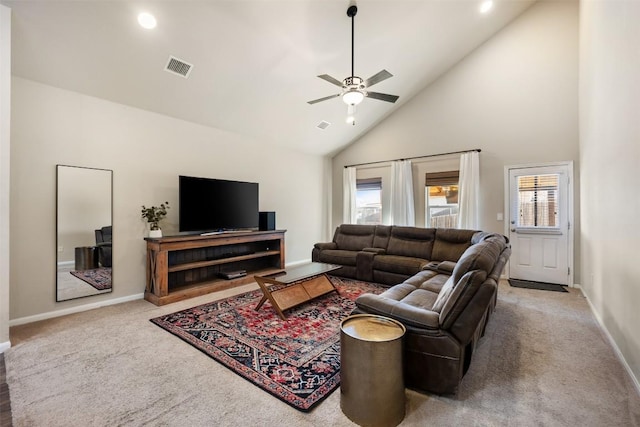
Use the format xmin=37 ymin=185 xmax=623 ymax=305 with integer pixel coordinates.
xmin=0 ymin=4 xmax=11 ymax=351
xmin=10 ymin=77 xmax=327 ymax=321
xmin=332 ymin=1 xmax=580 ymax=279
xmin=579 ymin=0 xmax=640 ymax=387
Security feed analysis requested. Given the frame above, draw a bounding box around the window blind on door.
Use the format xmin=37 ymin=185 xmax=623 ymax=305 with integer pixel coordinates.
xmin=517 ymin=174 xmax=559 ymax=227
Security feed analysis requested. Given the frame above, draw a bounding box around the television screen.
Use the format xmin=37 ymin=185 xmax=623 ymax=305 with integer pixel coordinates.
xmin=179 ymin=176 xmax=259 ymax=232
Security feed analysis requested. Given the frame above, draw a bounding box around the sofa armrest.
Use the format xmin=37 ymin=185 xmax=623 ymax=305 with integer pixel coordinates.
xmin=449 ymin=280 xmax=497 ymax=345
xmin=314 ymin=242 xmax=337 ymax=250
xmin=355 ymin=294 xmax=440 ymax=330
xmin=423 ymin=260 xmax=456 ymax=274
xmin=355 ymin=250 xmax=376 ymax=282
xmin=362 ymin=247 xmax=386 ymax=255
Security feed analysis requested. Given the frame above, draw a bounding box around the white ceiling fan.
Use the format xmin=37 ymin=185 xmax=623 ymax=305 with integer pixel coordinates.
xmin=308 ymin=5 xmax=399 ymax=125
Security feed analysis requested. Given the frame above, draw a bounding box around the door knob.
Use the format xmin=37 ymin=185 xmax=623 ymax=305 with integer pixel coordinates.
xmin=510 ymin=228 xmax=516 ymax=232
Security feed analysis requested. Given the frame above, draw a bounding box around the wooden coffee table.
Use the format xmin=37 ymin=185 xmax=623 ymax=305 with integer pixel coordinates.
xmin=254 ymin=263 xmax=341 ymax=319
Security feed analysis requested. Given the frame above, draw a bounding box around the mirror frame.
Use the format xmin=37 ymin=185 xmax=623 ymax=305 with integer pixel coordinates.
xmin=56 ymin=164 xmax=113 ymax=302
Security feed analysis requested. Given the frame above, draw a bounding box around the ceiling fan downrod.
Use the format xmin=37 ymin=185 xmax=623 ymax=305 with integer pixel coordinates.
xmin=347 ymin=5 xmax=357 ymax=78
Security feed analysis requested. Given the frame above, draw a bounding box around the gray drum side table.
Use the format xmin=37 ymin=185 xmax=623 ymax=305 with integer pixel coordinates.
xmin=340 ymin=314 xmax=406 ymax=427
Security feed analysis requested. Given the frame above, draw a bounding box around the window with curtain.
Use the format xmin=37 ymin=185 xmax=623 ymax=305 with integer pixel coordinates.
xmin=356 ymin=177 xmax=382 ymax=224
xmin=517 ymin=174 xmax=559 ymax=228
xmin=389 ymin=160 xmax=415 ymax=226
xmin=425 ymin=171 xmax=459 ymax=228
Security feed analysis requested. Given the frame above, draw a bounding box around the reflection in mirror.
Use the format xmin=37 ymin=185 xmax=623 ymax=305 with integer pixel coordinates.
xmin=56 ymin=165 xmax=113 ymax=301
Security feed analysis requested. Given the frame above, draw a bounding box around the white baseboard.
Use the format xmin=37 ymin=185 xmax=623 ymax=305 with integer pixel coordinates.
xmin=9 ymin=293 xmax=144 ymax=327
xmin=580 ymin=287 xmax=640 ymax=396
xmin=0 ymin=341 xmax=10 ymax=353
xmin=10 ymin=262 xmax=314 ymax=327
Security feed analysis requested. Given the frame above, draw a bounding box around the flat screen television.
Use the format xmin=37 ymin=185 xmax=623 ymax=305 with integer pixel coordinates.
xmin=179 ymin=175 xmax=259 ymax=232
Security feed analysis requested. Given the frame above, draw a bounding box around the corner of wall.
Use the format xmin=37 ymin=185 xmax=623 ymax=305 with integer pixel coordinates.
xmin=0 ymin=4 xmax=13 ymax=348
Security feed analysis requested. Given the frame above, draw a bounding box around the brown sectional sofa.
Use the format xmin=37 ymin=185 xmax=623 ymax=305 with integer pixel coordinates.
xmin=312 ymin=224 xmax=511 ymax=395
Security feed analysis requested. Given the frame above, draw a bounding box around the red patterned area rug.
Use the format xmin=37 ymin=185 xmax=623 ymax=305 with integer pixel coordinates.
xmin=150 ymin=276 xmax=385 ymax=412
xmin=70 ymin=267 xmax=112 ymax=290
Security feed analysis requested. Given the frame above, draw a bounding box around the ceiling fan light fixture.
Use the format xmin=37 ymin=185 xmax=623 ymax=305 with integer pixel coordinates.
xmin=343 ymin=90 xmax=365 ymax=105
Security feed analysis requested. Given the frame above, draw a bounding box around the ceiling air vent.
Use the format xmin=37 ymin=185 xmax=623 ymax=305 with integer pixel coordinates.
xmin=317 ymin=120 xmax=331 ymax=130
xmin=165 ymin=56 xmax=193 ymax=78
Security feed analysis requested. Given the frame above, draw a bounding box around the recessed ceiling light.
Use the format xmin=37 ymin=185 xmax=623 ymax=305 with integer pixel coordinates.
xmin=138 ymin=12 xmax=157 ymax=29
xmin=479 ymin=0 xmax=494 ymax=14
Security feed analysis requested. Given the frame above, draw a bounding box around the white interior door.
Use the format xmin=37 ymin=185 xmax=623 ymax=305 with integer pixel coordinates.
xmin=506 ymin=163 xmax=573 ymax=285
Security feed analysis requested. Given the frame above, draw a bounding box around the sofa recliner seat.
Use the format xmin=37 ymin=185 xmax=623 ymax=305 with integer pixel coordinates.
xmin=372 ymin=255 xmax=428 ymax=276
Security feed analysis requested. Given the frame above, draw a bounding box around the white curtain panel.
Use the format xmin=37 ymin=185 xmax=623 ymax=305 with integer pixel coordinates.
xmin=343 ymin=166 xmax=358 ymax=224
xmin=457 ymin=151 xmax=480 ymax=229
xmin=389 ymin=160 xmax=416 ymax=226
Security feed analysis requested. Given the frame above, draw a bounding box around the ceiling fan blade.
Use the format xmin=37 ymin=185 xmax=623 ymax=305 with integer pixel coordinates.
xmin=307 ymin=93 xmax=341 ymax=105
xmin=366 ymin=91 xmax=399 ymax=103
xmin=364 ymin=70 xmax=393 ymax=88
xmin=317 ymin=74 xmax=344 ymax=87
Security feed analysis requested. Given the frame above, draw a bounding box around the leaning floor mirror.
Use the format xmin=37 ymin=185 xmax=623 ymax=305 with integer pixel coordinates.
xmin=56 ymin=165 xmax=113 ymax=301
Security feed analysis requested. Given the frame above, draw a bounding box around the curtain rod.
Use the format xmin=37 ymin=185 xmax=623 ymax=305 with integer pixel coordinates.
xmin=344 ymin=148 xmax=481 ymax=169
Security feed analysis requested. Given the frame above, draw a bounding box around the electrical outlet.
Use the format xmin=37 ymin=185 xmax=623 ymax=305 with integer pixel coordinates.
xmin=497 ymin=213 xmax=504 ymax=221
xmin=58 ymin=246 xmax=64 ymax=252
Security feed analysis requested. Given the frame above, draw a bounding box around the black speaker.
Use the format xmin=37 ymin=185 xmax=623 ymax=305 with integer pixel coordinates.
xmin=259 ymin=211 xmax=276 ymax=231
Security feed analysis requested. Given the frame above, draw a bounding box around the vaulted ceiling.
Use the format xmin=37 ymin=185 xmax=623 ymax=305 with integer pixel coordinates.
xmin=4 ymin=0 xmax=535 ymax=156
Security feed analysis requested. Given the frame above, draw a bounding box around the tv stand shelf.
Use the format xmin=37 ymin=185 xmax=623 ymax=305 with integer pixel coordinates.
xmin=167 ymin=250 xmax=281 ymax=273
xmin=144 ymin=230 xmax=285 ymax=306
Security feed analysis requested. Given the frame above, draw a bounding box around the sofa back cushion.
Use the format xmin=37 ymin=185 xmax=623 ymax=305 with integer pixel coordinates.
xmin=386 ymin=226 xmax=435 ymax=259
xmin=432 ymin=235 xmax=507 ymax=328
xmin=437 ymin=269 xmax=487 ymax=329
xmin=372 ymin=225 xmax=391 ymax=249
xmin=431 ymin=229 xmax=476 ymax=262
xmin=334 ymin=224 xmax=375 ymax=251
xmin=451 ymin=235 xmax=505 ymax=284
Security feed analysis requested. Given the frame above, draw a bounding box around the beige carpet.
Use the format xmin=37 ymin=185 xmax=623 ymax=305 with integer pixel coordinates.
xmin=5 ymin=280 xmax=640 ymax=426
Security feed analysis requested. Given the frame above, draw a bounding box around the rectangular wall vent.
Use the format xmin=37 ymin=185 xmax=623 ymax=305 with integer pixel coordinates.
xmin=165 ymin=56 xmax=193 ymax=78
xmin=317 ymin=120 xmax=331 ymax=130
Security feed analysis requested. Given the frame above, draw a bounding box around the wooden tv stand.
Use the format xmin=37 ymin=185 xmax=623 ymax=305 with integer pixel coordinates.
xmin=144 ymin=230 xmax=285 ymax=306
